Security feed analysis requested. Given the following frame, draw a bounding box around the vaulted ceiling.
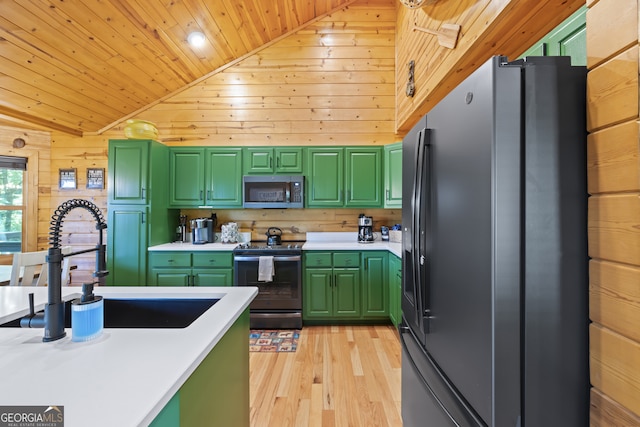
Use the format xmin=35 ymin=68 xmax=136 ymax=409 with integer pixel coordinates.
xmin=0 ymin=0 xmax=357 ymax=136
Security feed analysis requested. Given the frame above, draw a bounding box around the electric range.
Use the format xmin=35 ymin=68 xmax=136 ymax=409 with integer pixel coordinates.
xmin=233 ymin=241 xmax=305 ymax=329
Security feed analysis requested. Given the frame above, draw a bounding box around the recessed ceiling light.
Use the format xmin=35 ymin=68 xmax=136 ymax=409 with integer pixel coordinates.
xmin=187 ymin=31 xmax=206 ymax=48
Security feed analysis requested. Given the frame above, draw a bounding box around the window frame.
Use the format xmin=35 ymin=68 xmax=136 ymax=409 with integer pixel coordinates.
xmin=0 ymin=149 xmax=39 ymax=264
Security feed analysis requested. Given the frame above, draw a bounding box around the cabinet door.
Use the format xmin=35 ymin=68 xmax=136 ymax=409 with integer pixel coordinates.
xmin=275 ymin=147 xmax=303 ymax=173
xmin=151 ymin=269 xmax=191 ymax=286
xmin=205 ymin=148 xmax=243 ymax=207
xmin=169 ymin=148 xmax=205 ymax=206
xmin=193 ymin=269 xmax=233 ymax=286
xmin=519 ymin=6 xmax=586 ymax=66
xmin=307 ymin=148 xmax=344 ymax=207
xmin=384 ymin=142 xmax=403 ymax=208
xmin=304 ymin=268 xmax=333 ymax=318
xmin=362 ymin=252 xmax=388 ymax=317
xmin=108 ymin=140 xmax=149 ymax=204
xmin=333 ymin=268 xmax=360 ymax=317
xmin=106 ymin=206 xmax=148 ymax=286
xmin=244 ymin=148 xmax=274 ymax=174
xmin=389 ymin=255 xmax=402 ymax=327
xmin=345 ymin=147 xmax=382 ymax=207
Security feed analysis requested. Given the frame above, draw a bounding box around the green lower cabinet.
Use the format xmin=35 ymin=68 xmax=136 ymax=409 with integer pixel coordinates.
xmin=149 ymin=309 xmax=250 ymax=427
xmin=149 ymin=251 xmax=234 ymax=286
xmin=107 ymin=206 xmax=148 ymax=286
xmin=304 ymin=251 xmax=396 ymax=322
xmin=153 ymin=269 xmax=191 ymax=286
xmin=304 ymin=267 xmax=361 ymax=319
xmin=193 ymin=269 xmax=233 ymax=286
xmin=333 ymin=268 xmax=361 ymax=317
xmin=388 ymin=254 xmax=402 ymax=327
xmin=304 ymin=269 xmax=332 ymax=317
xmin=362 ymin=251 xmax=388 ymax=318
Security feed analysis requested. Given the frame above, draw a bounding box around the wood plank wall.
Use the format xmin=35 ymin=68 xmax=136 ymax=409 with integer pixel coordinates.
xmin=586 ymin=0 xmax=640 ymax=424
xmin=0 ymin=127 xmax=51 ymax=261
xmin=395 ymin=0 xmax=585 ymax=133
xmin=2 ymin=0 xmax=401 ymax=285
xmin=134 ymin=0 xmax=399 ymax=147
xmin=4 ymin=0 xmax=640 ymax=423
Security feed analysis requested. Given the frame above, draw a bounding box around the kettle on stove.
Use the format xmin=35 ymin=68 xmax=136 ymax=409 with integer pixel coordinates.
xmin=266 ymin=227 xmax=282 ymax=246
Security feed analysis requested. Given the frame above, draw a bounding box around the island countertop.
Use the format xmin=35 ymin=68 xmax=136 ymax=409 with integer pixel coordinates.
xmin=0 ymin=286 xmax=257 ymax=427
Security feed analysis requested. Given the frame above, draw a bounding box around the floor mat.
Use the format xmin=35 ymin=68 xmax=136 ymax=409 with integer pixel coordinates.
xmin=249 ymin=329 xmax=300 ymax=352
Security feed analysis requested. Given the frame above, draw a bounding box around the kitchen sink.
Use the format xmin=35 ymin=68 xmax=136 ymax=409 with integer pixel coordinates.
xmin=0 ymin=297 xmax=219 ymax=329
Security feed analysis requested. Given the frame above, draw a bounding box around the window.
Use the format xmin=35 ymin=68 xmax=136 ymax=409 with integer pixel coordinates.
xmin=0 ymin=156 xmax=26 ymax=253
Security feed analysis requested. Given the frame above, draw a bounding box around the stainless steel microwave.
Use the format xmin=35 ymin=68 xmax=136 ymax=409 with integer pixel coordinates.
xmin=242 ymin=175 xmax=304 ymax=208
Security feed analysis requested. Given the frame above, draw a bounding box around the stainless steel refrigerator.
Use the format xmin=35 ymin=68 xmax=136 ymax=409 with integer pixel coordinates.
xmin=400 ymin=56 xmax=589 ymax=426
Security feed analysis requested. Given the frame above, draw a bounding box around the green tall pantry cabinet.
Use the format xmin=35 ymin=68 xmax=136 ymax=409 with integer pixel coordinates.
xmin=107 ymin=139 xmax=178 ymax=286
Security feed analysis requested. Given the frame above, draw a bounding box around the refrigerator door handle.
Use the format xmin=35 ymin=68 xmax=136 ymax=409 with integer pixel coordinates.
xmin=415 ymin=129 xmax=433 ymax=332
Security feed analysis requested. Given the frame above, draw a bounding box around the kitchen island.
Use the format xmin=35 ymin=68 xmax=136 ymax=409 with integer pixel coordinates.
xmin=0 ymin=286 xmax=257 ymax=427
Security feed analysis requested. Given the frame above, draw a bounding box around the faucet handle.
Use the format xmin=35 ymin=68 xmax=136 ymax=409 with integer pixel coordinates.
xmin=28 ymin=292 xmax=35 ymax=317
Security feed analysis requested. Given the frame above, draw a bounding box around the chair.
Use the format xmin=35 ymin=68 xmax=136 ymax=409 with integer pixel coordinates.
xmin=9 ymin=246 xmax=72 ymax=286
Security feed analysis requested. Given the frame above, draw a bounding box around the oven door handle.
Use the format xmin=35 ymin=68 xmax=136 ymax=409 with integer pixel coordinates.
xmin=234 ymin=255 xmax=302 ymax=262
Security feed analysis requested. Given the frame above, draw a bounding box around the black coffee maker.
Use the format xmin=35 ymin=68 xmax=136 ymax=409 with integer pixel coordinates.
xmin=358 ymin=214 xmax=374 ymax=243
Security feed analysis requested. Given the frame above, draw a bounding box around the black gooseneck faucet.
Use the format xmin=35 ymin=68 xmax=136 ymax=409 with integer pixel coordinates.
xmin=20 ymin=199 xmax=108 ymax=342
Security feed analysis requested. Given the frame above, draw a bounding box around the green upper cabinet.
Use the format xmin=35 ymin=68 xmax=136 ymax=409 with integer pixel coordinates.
xmin=169 ymin=147 xmax=243 ymax=208
xmin=307 ymin=147 xmax=382 ymax=208
xmin=206 ymin=148 xmax=243 ymax=207
xmin=108 ymin=140 xmax=151 ymax=204
xmin=169 ymin=148 xmax=205 ymax=206
xmin=383 ymin=142 xmax=402 ymax=208
xmin=243 ymin=147 xmax=303 ymax=174
xmin=520 ymin=6 xmax=586 ymax=66
xmin=345 ymin=147 xmax=382 ymax=207
xmin=306 ymin=148 xmax=344 ymax=207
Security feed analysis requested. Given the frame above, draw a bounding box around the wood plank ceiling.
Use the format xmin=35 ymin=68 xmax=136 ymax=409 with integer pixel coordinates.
xmin=0 ymin=0 xmax=357 ymax=136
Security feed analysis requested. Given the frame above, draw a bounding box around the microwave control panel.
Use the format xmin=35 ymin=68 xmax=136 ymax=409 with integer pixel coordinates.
xmin=291 ymin=182 xmax=302 ymax=203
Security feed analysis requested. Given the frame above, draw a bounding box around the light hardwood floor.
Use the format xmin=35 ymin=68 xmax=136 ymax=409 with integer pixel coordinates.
xmin=249 ymin=325 xmax=402 ymax=427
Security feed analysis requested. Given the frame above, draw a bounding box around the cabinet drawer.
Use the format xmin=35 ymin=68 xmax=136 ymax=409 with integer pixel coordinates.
xmin=333 ymin=252 xmax=360 ymax=268
xmin=150 ymin=252 xmax=191 ymax=267
xmin=193 ymin=252 xmax=233 ymax=267
xmin=305 ymin=252 xmax=332 ymax=267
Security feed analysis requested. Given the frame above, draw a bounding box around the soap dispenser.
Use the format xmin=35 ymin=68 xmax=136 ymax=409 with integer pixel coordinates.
xmin=71 ymin=283 xmax=104 ymax=342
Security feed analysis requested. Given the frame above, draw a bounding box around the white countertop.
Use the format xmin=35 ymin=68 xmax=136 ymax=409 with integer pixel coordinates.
xmin=149 ymin=241 xmax=240 ymax=251
xmin=0 ymin=286 xmax=257 ymax=427
xmin=150 ymin=232 xmax=402 ymax=258
xmin=303 ymin=232 xmax=402 ymax=257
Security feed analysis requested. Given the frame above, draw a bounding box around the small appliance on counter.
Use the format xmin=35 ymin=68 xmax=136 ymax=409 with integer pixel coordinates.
xmin=381 ymin=226 xmax=389 ymax=241
xmin=358 ymin=214 xmax=374 ymax=243
xmin=191 ymin=217 xmax=215 ymax=244
xmin=176 ymin=214 xmax=188 ymax=242
xmin=266 ymin=227 xmax=282 ymax=246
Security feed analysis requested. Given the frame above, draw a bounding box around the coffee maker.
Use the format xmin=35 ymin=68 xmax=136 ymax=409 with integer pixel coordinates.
xmin=176 ymin=214 xmax=188 ymax=242
xmin=358 ymin=214 xmax=374 ymax=243
xmin=191 ymin=214 xmax=216 ymax=244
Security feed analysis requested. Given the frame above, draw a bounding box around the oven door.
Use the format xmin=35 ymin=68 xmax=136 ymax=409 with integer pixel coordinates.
xmin=234 ymin=255 xmax=302 ymax=310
